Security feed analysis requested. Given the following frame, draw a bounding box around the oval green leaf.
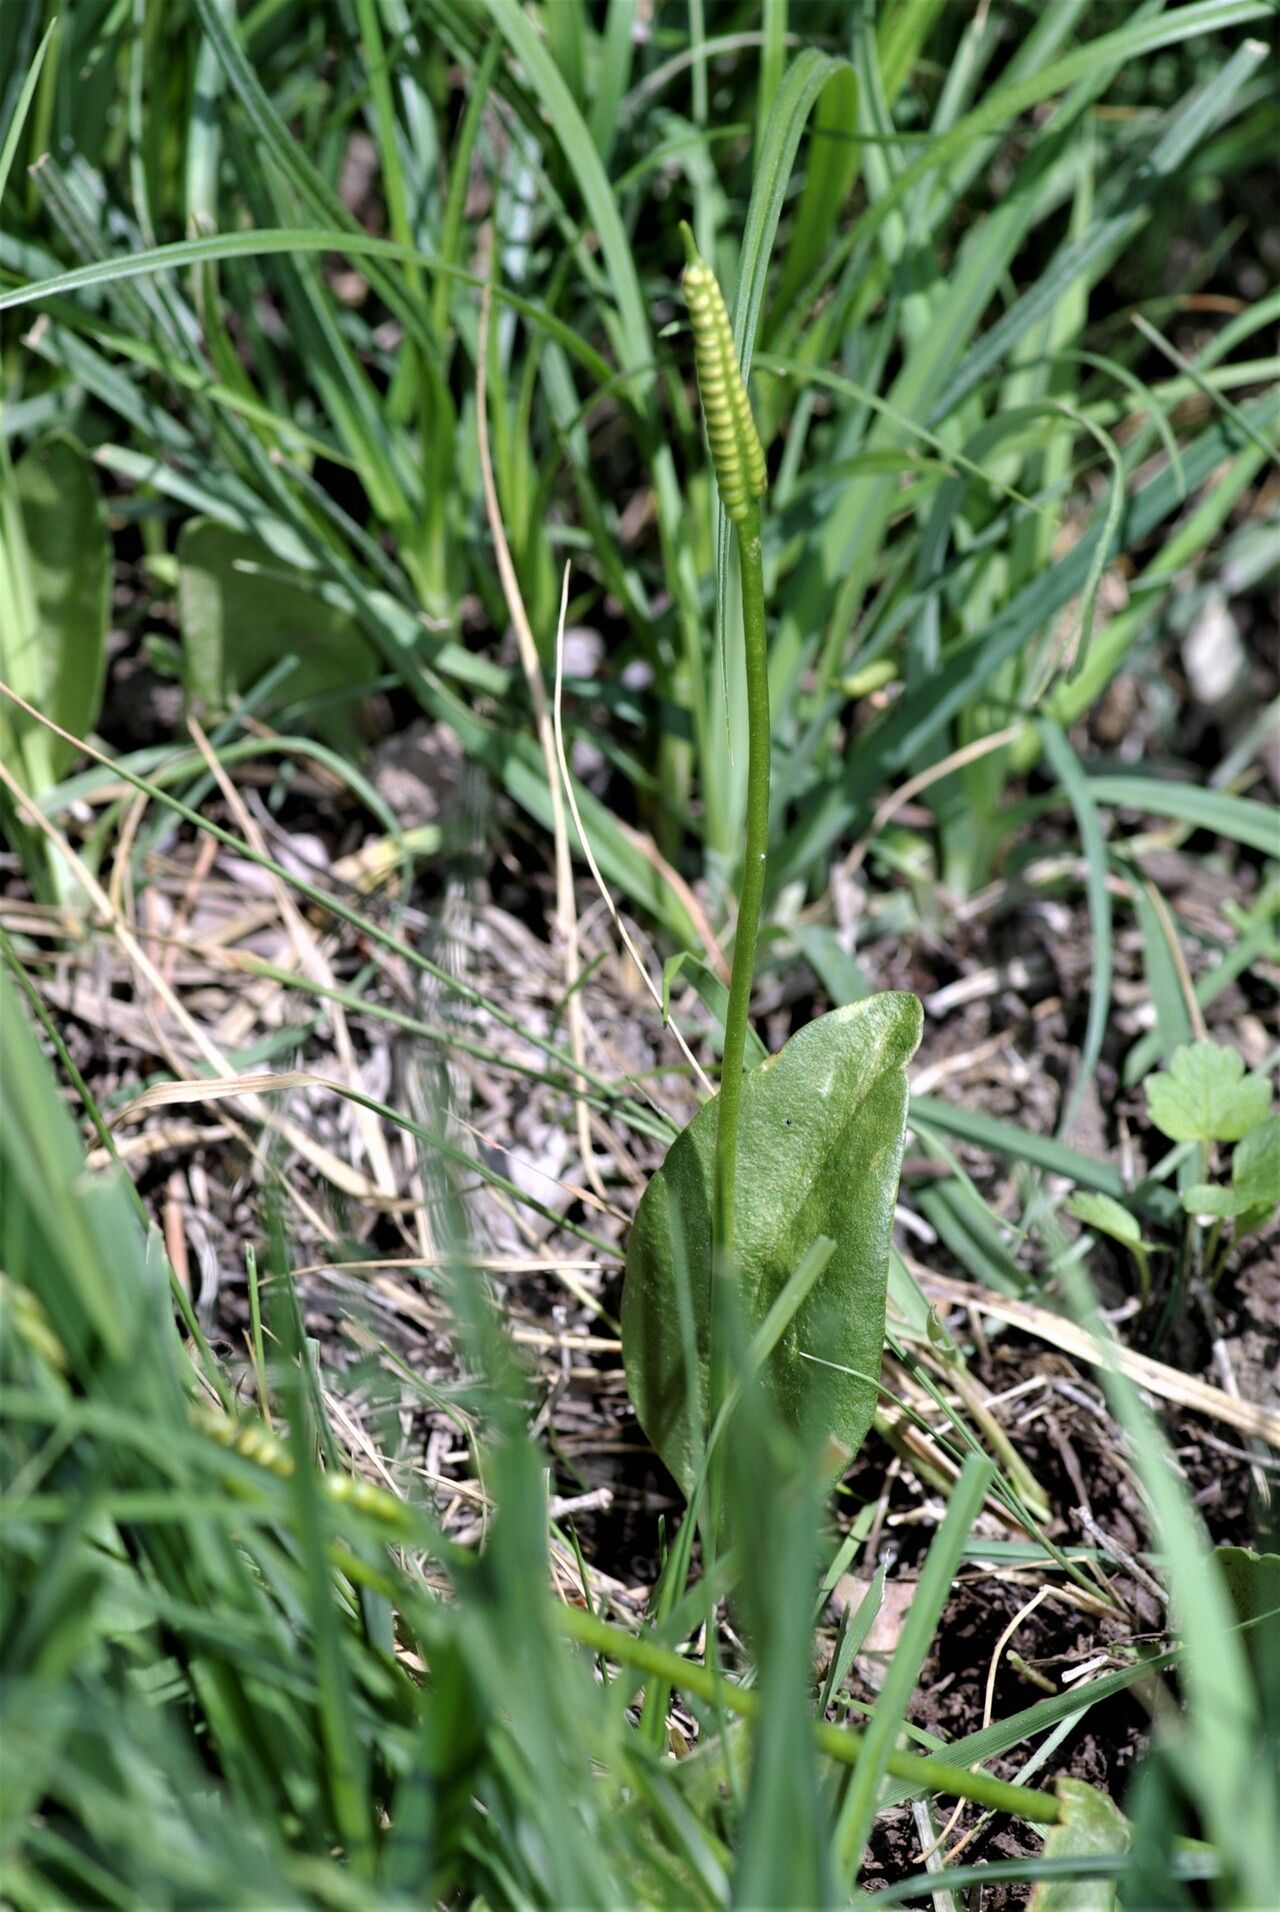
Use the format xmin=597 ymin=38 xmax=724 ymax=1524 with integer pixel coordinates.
xmin=13 ymin=433 xmax=111 ymax=778
xmin=177 ymin=519 xmax=378 ymax=748
xmin=621 ymin=992 xmax=922 ymax=1496
xmin=1030 ymin=1778 xmax=1130 ymax=1911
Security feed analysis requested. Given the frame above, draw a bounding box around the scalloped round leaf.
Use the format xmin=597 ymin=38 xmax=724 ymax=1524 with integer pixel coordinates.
xmin=1144 ymin=1040 xmax=1272 ymax=1146
xmin=621 ymin=993 xmax=922 ymax=1497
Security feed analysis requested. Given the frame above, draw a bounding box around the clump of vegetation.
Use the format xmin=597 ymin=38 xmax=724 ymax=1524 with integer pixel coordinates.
xmin=2 ymin=2 xmax=1277 ymax=1905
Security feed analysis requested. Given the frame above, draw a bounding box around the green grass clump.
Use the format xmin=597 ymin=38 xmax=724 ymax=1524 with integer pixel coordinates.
xmin=3 ymin=1 xmax=1277 ymax=926
xmin=2 ymin=1 xmax=1278 ymax=1904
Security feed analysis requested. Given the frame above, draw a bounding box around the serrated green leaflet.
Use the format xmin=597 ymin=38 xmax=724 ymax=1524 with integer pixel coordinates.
xmin=1233 ymin=1112 xmax=1280 ymax=1206
xmin=621 ymin=994 xmax=922 ymax=1495
xmin=1145 ymin=1039 xmax=1273 ymax=1145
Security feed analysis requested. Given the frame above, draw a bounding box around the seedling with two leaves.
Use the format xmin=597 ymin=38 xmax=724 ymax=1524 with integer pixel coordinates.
xmin=1149 ymin=1039 xmax=1278 ymax=1288
xmin=1070 ymin=1038 xmax=1277 ymax=1308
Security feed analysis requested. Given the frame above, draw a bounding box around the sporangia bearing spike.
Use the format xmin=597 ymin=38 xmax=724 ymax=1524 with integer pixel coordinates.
xmin=680 ymin=223 xmax=766 ymax=524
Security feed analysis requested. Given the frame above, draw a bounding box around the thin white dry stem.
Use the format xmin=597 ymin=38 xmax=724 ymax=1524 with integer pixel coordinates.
xmin=161 ymin=829 xmax=220 ymax=986
xmin=929 ymin=1583 xmax=1048 ymax=1866
xmin=909 ymin=1800 xmax=959 ymax=1912
xmin=100 ymin=1065 xmax=392 ymax=1207
xmin=475 ymin=282 xmax=607 ymax=1204
xmin=983 ymin=1585 xmax=1052 ymax=1731
xmin=485 ymin=1186 xmax=611 ymax=1321
xmin=108 ymin=785 xmax=147 ymax=921
xmin=186 ymin=715 xmax=399 ymax=1199
xmin=325 ymin=1391 xmax=402 ymax=1499
xmin=110 ymin=1062 xmax=621 ymax=1319
xmin=920 ymin=1587 xmax=1052 ymax=1869
xmin=289 ymin=1255 xmax=615 ymax=1277
xmin=1142 ymin=878 xmax=1208 ymax=1040
xmin=935 ymin=1805 xmax=979 ymax=1868
xmin=1211 ymin=1337 xmax=1272 ymax=1511
xmin=945 ymin=1362 xmax=1051 ymax=1524
xmin=85 ymin=1121 xmax=233 ymax=1171
xmin=162 ymin=1174 xmax=192 ymax=1297
xmin=351 ymin=1263 xmax=620 ymax=1354
xmin=912 ymin=1028 xmax=1030 ymax=1095
xmin=507 ymin=1327 xmax=621 ymax=1354
xmin=551 ymin=561 xmax=715 ymax=1099
xmin=617 ymin=815 xmax=729 ymax=982
xmin=450 ymin=1108 xmax=624 ymax=1220
xmin=1075 ymin=1506 xmax=1169 ymax=1608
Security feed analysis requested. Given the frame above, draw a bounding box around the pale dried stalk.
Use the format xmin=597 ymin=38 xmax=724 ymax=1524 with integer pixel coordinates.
xmin=838 ymin=722 xmax=1028 ymax=884
xmin=550 ymin=561 xmax=714 ymax=1099
xmin=914 ymin=1267 xmax=1280 ymax=1448
xmin=475 ymin=280 xmax=606 ymax=1204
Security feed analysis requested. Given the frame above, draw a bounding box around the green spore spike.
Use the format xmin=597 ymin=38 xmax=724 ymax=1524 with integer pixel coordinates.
xmin=679 ymin=222 xmax=766 ymax=524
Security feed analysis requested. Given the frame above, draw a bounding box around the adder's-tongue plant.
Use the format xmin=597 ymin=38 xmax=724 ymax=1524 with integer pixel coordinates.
xmin=619 ymin=232 xmax=922 ymax=1503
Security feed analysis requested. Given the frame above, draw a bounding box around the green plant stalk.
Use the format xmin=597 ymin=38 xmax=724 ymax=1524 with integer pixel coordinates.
xmin=713 ymin=499 xmax=769 ymax=1295
xmin=557 ymin=1601 xmax=1061 ymax=1825
xmin=1203 ymin=1216 xmax=1227 ymax=1290
xmin=1133 ymin=1242 xmax=1152 ymax=1306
